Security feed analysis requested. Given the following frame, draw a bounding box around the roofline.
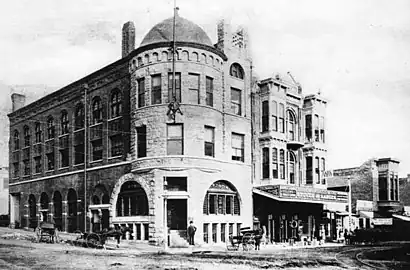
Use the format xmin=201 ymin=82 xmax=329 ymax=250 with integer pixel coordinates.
xmin=130 ymin=41 xmax=228 ymax=61
xmin=8 ymin=56 xmax=130 ymax=118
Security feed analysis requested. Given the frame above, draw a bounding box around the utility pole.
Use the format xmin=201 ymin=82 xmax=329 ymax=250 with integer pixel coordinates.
xmin=83 ymin=84 xmax=88 ymax=233
xmin=348 ymin=177 xmax=352 ymax=233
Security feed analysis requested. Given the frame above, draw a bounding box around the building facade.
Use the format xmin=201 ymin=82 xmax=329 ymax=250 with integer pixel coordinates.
xmin=328 ymin=158 xmax=402 ymax=229
xmin=8 ymin=13 xmax=253 ymax=246
xmin=251 ymin=76 xmax=348 ymax=243
xmin=0 ymin=167 xmax=9 ymax=215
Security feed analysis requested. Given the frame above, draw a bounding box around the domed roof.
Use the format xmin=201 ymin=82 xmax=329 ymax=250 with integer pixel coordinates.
xmin=140 ymin=14 xmax=213 ymax=47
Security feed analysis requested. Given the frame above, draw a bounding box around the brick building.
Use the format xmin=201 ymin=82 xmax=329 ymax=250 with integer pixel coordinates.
xmin=8 ymin=12 xmax=253 ymax=246
xmin=251 ymin=76 xmax=348 ymax=243
xmin=328 ymin=158 xmax=402 ymax=229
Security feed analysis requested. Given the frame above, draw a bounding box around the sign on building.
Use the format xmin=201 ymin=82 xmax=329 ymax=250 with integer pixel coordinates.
xmin=373 ymin=218 xmax=393 ymax=226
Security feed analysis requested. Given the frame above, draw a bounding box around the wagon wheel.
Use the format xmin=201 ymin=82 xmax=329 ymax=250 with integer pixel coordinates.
xmin=35 ymin=227 xmax=42 ymax=243
xmin=242 ymin=233 xmax=255 ymax=251
xmin=87 ymin=233 xmax=102 ymax=249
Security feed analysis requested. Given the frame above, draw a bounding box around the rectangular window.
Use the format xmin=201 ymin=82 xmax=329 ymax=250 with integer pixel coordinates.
xmin=110 ymin=134 xmax=123 ymax=157
xmin=151 ymin=74 xmax=162 ymax=105
xmin=60 ymin=149 xmax=69 ymax=168
xmin=231 ymin=133 xmax=244 ymax=162
xmin=378 ymin=177 xmax=387 ymax=200
xmin=168 ymin=73 xmax=181 ymax=102
xmin=167 ymin=124 xmax=183 ymax=155
xmin=229 ymin=223 xmax=234 ymax=237
xmin=289 ymin=160 xmax=295 ymax=184
xmin=231 ymin=88 xmax=241 ymax=115
xmin=164 ymin=177 xmax=187 ymax=191
xmin=236 ymin=223 xmax=242 ymax=236
xmin=206 ymin=76 xmax=213 ymax=107
xmin=218 ymin=195 xmax=225 ymax=214
xmin=272 ymin=101 xmax=278 ymax=131
xmin=262 ymin=147 xmax=269 ymax=179
xmin=305 ymin=115 xmax=312 ymax=141
xmin=221 ymin=223 xmax=226 ymax=243
xmin=138 ymin=78 xmax=145 ymax=108
xmin=315 ymin=157 xmax=320 ymax=184
xmin=34 ymin=156 xmax=42 ymax=174
xmin=74 ymin=144 xmax=84 ymax=165
xmin=226 ymin=196 xmax=232 ymax=215
xmin=23 ymin=159 xmax=30 ymax=175
xmin=279 ymin=103 xmax=285 ymax=133
xmin=314 ymin=114 xmax=320 ymax=142
xmin=262 ymin=100 xmax=269 ymax=132
xmin=321 ymin=158 xmax=326 ymax=185
xmin=320 ymin=116 xmax=325 ymax=143
xmin=203 ymin=223 xmax=209 ymax=243
xmin=137 ymin=125 xmax=147 ymax=158
xmin=209 ymin=194 xmax=216 ymax=214
xmin=204 ymin=126 xmax=214 ymax=157
xmin=306 ymin=156 xmax=313 ymax=184
xmin=279 ymin=150 xmax=285 ymax=179
xmin=46 ymin=152 xmax=54 ymax=171
xmin=92 ymin=139 xmax=103 ymax=161
xmin=13 ymin=162 xmax=19 ymax=177
xmin=272 ymin=148 xmax=278 ymax=178
xmin=187 ymin=73 xmax=200 ymax=104
xmin=212 ymin=223 xmax=217 ymax=243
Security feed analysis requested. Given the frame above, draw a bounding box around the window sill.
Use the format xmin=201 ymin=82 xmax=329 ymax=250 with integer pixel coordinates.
xmin=58 ymin=167 xmax=69 ymax=170
xmin=108 ymin=116 xmax=122 ymax=122
xmin=45 ymin=138 xmax=55 ymax=142
xmin=90 ymin=159 xmax=103 ymax=164
xmin=58 ymin=134 xmax=69 ymax=138
xmin=45 ymin=170 xmax=55 ymax=173
xmin=74 ymin=163 xmax=85 ymax=166
xmin=33 ymin=172 xmax=42 ymax=176
xmin=108 ymin=156 xmax=122 ymax=160
xmin=74 ymin=128 xmax=85 ymax=133
xmin=89 ymin=122 xmax=103 ymax=128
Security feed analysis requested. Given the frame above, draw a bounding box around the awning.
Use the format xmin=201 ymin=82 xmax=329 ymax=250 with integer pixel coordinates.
xmin=392 ymin=214 xmax=410 ymax=222
xmin=336 ymin=211 xmax=350 ymax=216
xmin=359 ymin=211 xmax=374 ymax=219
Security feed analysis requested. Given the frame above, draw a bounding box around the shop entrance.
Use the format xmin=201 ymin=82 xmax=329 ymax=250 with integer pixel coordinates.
xmin=167 ymin=199 xmax=187 ymax=230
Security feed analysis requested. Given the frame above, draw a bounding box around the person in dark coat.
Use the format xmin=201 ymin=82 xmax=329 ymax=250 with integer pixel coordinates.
xmin=187 ymin=221 xmax=197 ymax=245
xmin=254 ymin=228 xmax=263 ymax=250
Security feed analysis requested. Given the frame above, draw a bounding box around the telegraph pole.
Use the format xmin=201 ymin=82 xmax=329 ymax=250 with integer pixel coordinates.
xmin=83 ymin=84 xmax=88 ymax=232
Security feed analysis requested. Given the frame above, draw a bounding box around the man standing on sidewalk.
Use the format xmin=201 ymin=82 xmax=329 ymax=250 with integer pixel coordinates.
xmin=187 ymin=221 xmax=197 ymax=246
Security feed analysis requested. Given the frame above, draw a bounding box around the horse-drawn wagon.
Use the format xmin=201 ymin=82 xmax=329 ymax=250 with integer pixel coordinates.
xmin=226 ymin=227 xmax=262 ymax=251
xmin=35 ymin=221 xmax=59 ymax=243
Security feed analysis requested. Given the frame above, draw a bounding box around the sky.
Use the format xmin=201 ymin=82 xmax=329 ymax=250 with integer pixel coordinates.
xmin=0 ymin=0 xmax=409 ymax=175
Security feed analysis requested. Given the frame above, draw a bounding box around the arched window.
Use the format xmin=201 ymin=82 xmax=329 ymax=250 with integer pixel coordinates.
xmin=161 ymin=51 xmax=168 ymax=61
xmin=61 ymin=110 xmax=69 ymax=135
xmin=47 ymin=116 xmax=55 ymax=139
xmin=35 ymin=122 xmax=42 ymax=143
xmin=110 ymin=90 xmax=122 ymax=118
xmin=40 ymin=192 xmax=49 ymax=222
xmin=152 ymin=52 xmax=159 ymax=62
xmin=67 ymin=189 xmax=77 ymax=233
xmin=288 ymin=151 xmax=296 ymax=184
xmin=192 ymin=52 xmax=199 ymax=62
xmin=116 ymin=181 xmax=148 ymax=217
xmin=23 ymin=126 xmax=30 ymax=147
xmin=203 ymin=181 xmax=240 ymax=215
xmin=262 ymin=147 xmax=269 ymax=179
xmin=92 ymin=97 xmax=102 ymax=124
xmin=230 ymin=63 xmax=244 ymax=79
xmin=53 ymin=191 xmax=62 ymax=230
xmin=74 ymin=103 xmax=84 ymax=130
xmin=287 ymin=110 xmax=296 ymax=140
xmin=13 ymin=130 xmax=19 ymax=150
xmin=279 ymin=149 xmax=285 ymax=179
xmin=182 ymin=50 xmax=189 ymax=61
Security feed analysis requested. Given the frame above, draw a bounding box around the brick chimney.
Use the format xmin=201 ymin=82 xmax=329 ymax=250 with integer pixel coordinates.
xmin=11 ymin=93 xmax=26 ymax=112
xmin=122 ymin=21 xmax=135 ymax=58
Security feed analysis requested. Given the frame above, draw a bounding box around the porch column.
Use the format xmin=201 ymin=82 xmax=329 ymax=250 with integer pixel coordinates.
xmin=24 ymin=203 xmax=29 ymax=229
xmin=140 ymin=223 xmax=145 ymax=241
xmin=48 ymin=202 xmax=54 ymax=223
xmin=133 ymin=223 xmax=137 ymax=240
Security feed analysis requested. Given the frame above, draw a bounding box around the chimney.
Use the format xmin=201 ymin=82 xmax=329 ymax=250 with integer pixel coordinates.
xmin=11 ymin=93 xmax=26 ymax=112
xmin=122 ymin=21 xmax=135 ymax=58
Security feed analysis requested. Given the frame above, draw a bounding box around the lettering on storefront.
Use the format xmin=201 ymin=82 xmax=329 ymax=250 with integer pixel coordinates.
xmin=279 ymin=186 xmax=348 ymax=203
xmin=373 ymin=218 xmax=393 ymax=225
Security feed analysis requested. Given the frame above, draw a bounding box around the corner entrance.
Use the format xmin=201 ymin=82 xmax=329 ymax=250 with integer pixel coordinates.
xmin=167 ymin=199 xmax=187 ymax=230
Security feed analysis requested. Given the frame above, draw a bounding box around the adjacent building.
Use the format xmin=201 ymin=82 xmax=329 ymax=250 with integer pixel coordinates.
xmin=251 ymin=76 xmax=348 ymax=243
xmin=0 ymin=167 xmax=8 ymax=215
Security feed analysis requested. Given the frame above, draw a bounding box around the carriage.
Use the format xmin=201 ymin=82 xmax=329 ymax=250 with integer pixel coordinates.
xmin=74 ymin=226 xmax=132 ymax=249
xmin=226 ymin=227 xmax=261 ymax=251
xmin=35 ymin=221 xmax=59 ymax=243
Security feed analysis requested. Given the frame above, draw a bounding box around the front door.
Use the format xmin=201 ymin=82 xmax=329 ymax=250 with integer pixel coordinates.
xmin=167 ymin=199 xmax=187 ymax=230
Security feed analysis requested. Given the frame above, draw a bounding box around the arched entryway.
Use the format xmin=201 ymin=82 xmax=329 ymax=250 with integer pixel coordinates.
xmin=28 ymin=194 xmax=37 ymax=229
xmin=89 ymin=184 xmax=110 ymax=232
xmin=40 ymin=192 xmax=49 ymax=222
xmin=111 ymin=174 xmax=151 ymax=241
xmin=67 ymin=189 xmax=77 ymax=233
xmin=53 ymin=191 xmax=63 ymax=230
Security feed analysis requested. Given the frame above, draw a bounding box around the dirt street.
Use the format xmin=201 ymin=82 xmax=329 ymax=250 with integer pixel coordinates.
xmin=1 ymin=227 xmax=405 ymax=269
